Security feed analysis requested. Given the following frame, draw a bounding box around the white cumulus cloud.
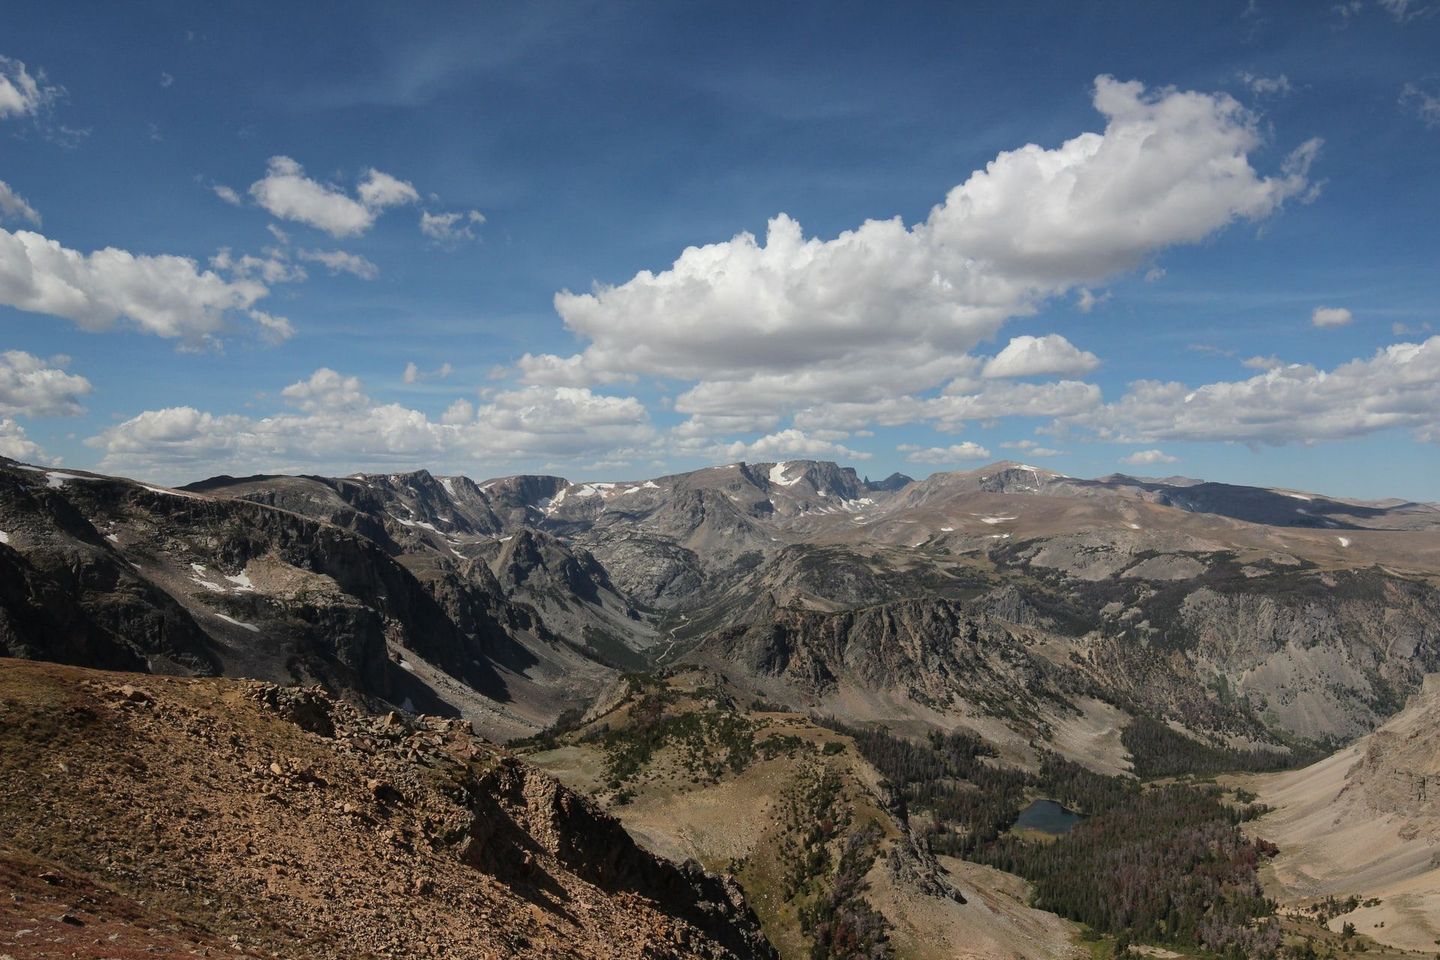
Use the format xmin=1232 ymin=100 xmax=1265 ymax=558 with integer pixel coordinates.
xmin=1120 ymin=449 xmax=1179 ymax=465
xmin=0 ymin=416 xmax=52 ymax=464
xmin=531 ymin=74 xmax=1317 ymax=436
xmin=711 ymin=429 xmax=870 ymax=463
xmin=1239 ymin=73 xmax=1293 ymax=97
xmin=248 ymin=157 xmax=418 ymax=238
xmin=280 ymin=368 xmax=369 ymax=412
xmin=0 ymin=180 xmax=41 ymax=225
xmin=210 ymin=247 xmax=306 ymax=284
xmin=1401 ymin=81 xmax=1440 ymax=128
xmin=297 ymin=248 xmax=379 ymax=280
xmin=249 ymin=309 xmax=294 ymax=344
xmin=402 ymin=361 xmax=453 ymax=384
xmin=0 ymin=56 xmax=60 ymax=120
xmin=0 ymin=226 xmax=269 ymax=342
xmin=1379 ymin=0 xmax=1430 ymax=21
xmin=517 ymin=352 xmax=605 ymax=387
xmin=87 ymin=373 xmax=655 ymax=483
xmin=932 ymin=379 xmax=1102 ymax=429
xmin=356 ymin=169 xmax=421 ymax=210
xmin=788 ymin=378 xmax=1102 ymax=434
xmin=1075 ymin=288 xmax=1111 ymax=313
xmin=1076 ymin=336 xmax=1440 ymax=446
xmin=1001 ymin=439 xmax=1064 ymax=456
xmin=0 ymin=350 xmax=92 ymax=417
xmin=1242 ymin=355 xmax=1283 ymax=370
xmin=1311 ymin=306 xmax=1353 ymax=328
xmin=420 ymin=209 xmax=486 ymax=243
xmin=982 ymin=334 xmax=1100 ymax=379
xmin=899 ymin=442 xmax=992 ymax=464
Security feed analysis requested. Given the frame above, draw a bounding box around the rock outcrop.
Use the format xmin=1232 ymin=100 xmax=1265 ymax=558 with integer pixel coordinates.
xmin=0 ymin=658 xmax=776 ymax=959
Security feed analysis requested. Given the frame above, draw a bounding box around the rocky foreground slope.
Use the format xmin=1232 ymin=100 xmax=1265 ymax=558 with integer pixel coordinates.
xmin=0 ymin=658 xmax=775 ymax=960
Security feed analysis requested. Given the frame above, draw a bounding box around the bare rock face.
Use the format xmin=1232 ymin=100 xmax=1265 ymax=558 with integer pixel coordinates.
xmin=706 ymin=597 xmax=1083 ymax=733
xmin=589 ymin=534 xmax=704 ymax=605
xmin=700 ymin=560 xmax=1440 ymax=749
xmin=1166 ymin=576 xmax=1440 ymax=741
xmin=249 ymin=683 xmax=338 ymax=737
xmin=0 ymin=461 xmax=557 ymax=732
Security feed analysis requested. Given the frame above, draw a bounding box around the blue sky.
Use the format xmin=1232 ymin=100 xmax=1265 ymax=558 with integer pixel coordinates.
xmin=1 ymin=1 xmax=1438 ymax=498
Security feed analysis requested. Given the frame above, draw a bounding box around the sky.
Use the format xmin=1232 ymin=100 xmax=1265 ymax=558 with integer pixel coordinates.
xmin=1 ymin=1 xmax=1438 ymax=499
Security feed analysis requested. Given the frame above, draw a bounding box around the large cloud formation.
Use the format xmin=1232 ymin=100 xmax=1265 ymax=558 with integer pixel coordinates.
xmin=66 ymin=74 xmax=1379 ymax=479
xmin=0 ymin=417 xmax=50 ymax=463
xmin=0 ymin=226 xmax=270 ymax=341
xmin=523 ymin=75 xmax=1318 ymax=433
xmin=88 ymin=370 xmax=656 ymax=482
xmin=1076 ymin=336 xmax=1440 ymax=446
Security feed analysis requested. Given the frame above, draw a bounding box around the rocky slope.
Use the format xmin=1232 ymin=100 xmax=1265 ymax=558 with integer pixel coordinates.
xmin=686 ymin=556 xmax=1440 ymax=765
xmin=0 ymin=459 xmax=620 ymax=740
xmin=884 ymin=461 xmax=1440 ymax=532
xmin=1239 ymin=673 xmax=1440 ymax=953
xmin=701 ymin=599 xmax=1084 ymax=737
xmin=187 ymin=468 xmax=654 ymax=659
xmin=0 ymin=658 xmax=775 ymax=960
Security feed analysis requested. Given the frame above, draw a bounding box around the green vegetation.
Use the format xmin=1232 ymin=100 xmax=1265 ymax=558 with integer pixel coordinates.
xmin=987 ymin=786 xmax=1279 ymax=958
xmin=774 ymin=764 xmax=893 ymax=960
xmin=1121 ymin=714 xmax=1319 ymax=779
xmin=819 ymin=718 xmax=1132 ymax=857
xmin=580 ymin=625 xmax=650 ymax=671
xmin=509 ymin=705 xmax=588 ymax=752
xmin=801 ymin=823 xmax=891 ymax=960
xmin=595 ymin=689 xmax=760 ymax=786
xmin=1299 ymin=895 xmax=1381 ymax=927
xmin=818 ymin=717 xmax=1284 ymax=959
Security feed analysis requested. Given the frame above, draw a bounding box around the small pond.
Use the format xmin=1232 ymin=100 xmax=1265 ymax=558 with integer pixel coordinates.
xmin=1012 ymin=798 xmax=1085 ymax=835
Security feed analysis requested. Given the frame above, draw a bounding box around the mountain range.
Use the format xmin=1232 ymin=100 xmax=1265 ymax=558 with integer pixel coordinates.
xmin=4 ymin=453 xmax=1439 ymax=958
xmin=6 ymin=455 xmax=1438 ymax=749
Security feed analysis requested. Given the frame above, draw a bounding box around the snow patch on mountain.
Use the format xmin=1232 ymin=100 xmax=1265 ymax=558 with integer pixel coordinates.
xmin=769 ymin=462 xmax=802 ymax=487
xmin=225 ymin=571 xmax=255 ymax=591
xmin=213 ymin=612 xmax=260 ymax=633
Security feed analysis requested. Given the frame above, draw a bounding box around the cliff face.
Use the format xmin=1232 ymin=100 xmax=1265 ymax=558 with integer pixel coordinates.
xmin=697 ymin=568 xmax=1440 ymax=751
xmin=0 ymin=658 xmax=776 ymax=960
xmin=704 ymin=597 xmax=1086 ymax=737
xmin=0 ymin=462 xmax=547 ymax=730
xmin=1077 ymin=566 xmax=1440 ymax=743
